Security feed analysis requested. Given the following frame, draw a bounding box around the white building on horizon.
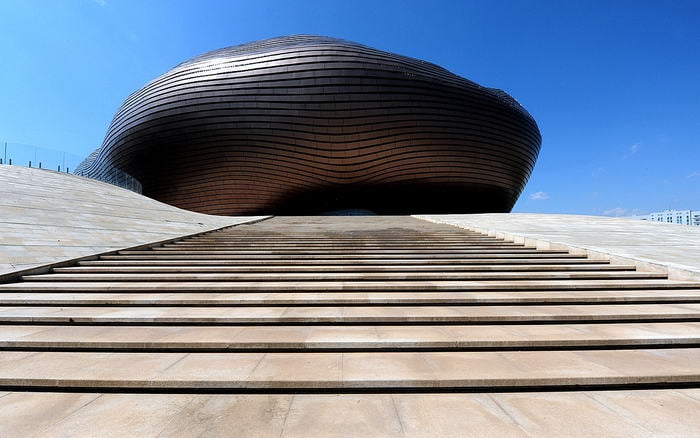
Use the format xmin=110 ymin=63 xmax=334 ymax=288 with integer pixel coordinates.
xmin=638 ymin=209 xmax=700 ymax=226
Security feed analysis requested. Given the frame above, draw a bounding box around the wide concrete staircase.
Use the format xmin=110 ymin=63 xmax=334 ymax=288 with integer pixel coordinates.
xmin=1 ymin=216 xmax=700 ymax=391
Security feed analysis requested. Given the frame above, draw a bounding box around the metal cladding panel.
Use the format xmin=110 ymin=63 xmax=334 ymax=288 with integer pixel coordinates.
xmin=77 ymin=35 xmax=542 ymax=215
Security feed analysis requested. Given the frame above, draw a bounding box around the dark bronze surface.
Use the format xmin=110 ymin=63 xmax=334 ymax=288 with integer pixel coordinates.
xmin=77 ymin=35 xmax=541 ymax=215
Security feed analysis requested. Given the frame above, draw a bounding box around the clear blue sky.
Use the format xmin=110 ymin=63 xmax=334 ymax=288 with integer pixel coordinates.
xmin=1 ymin=0 xmax=698 ymax=215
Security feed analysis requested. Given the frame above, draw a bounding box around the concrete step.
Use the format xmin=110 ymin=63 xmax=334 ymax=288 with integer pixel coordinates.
xmin=0 ymin=274 xmax=698 ymax=292
xmin=177 ymin=234 xmax=508 ymax=240
xmin=181 ymin=238 xmax=495 ymax=244
xmin=166 ymin=242 xmax=524 ymax=248
xmin=2 ymin=323 xmax=699 ymax=350
xmin=140 ymin=248 xmax=549 ymax=255
xmin=162 ymin=244 xmax=529 ymax=250
xmin=4 ymin=214 xmax=700 ymax=403
xmin=1 ymin=304 xmax=699 ymax=324
xmin=80 ymin=257 xmax=598 ymax=266
xmin=54 ymin=263 xmax=631 ymax=273
xmin=2 ymin=390 xmax=699 ymax=436
xmin=1 ymin=279 xmax=696 ymax=292
xmin=183 ymin=233 xmax=499 ymax=238
xmin=2 ymin=290 xmax=699 ymax=306
xmin=186 ymin=234 xmax=486 ymax=239
xmin=179 ymin=237 xmax=517 ymax=241
xmin=21 ymin=271 xmax=667 ymax=282
xmin=177 ymin=236 xmax=505 ymax=241
xmin=1 ymin=348 xmax=699 ymax=389
xmin=100 ymin=253 xmax=594 ymax=260
xmin=187 ymin=232 xmax=486 ymax=236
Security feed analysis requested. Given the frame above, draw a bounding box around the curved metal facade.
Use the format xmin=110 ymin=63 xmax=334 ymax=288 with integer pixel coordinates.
xmin=77 ymin=35 xmax=541 ymax=215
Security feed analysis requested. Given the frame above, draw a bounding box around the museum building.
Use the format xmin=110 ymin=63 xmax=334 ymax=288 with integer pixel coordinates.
xmin=76 ymin=35 xmax=541 ymax=215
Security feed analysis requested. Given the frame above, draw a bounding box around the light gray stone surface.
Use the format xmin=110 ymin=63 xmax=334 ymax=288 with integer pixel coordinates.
xmin=1 ymin=348 xmax=699 ymax=389
xmin=2 ymin=323 xmax=696 ymax=350
xmin=0 ymin=165 xmax=267 ymax=275
xmin=1 ymin=303 xmax=699 ymax=323
xmin=1 ymin=278 xmax=694 ymax=291
xmin=417 ymin=213 xmax=700 ymax=280
xmin=1 ymin=390 xmax=700 ymax=437
xmin=3 ymin=288 xmax=699 ymax=305
xmin=3 ymin=210 xmax=700 ymax=434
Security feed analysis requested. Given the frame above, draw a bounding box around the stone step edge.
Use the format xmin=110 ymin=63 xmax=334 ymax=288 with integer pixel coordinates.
xmin=77 ymin=258 xmax=600 ymax=265
xmin=4 ymin=296 xmax=700 ymax=305
xmin=53 ymin=264 xmax=630 ymax=273
xmin=1 ymin=349 xmax=699 ymax=389
xmin=2 ymin=315 xmax=699 ymax=324
xmin=2 ymin=279 xmax=698 ymax=291
xmin=3 ymin=338 xmax=700 ymax=351
xmin=414 ymin=215 xmax=700 ymax=282
xmin=20 ymin=272 xmax=669 ymax=282
xmin=0 ymin=217 xmax=273 ymax=285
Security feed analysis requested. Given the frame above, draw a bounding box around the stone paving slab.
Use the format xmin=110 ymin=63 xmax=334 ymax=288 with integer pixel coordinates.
xmin=100 ymin=253 xmax=590 ymax=260
xmin=125 ymin=248 xmax=564 ymax=255
xmin=1 ymin=390 xmax=699 ymax=437
xmin=0 ymin=166 xmax=266 ymax=276
xmin=1 ymin=323 xmax=698 ymax=350
xmin=4 ymin=212 xmax=700 ymax=434
xmin=77 ymin=257 xmax=600 ymax=272
xmin=1 ymin=279 xmax=696 ymax=292
xmin=2 ymin=289 xmax=699 ymax=305
xmin=1 ymin=303 xmax=699 ymax=323
xmin=0 ymin=349 xmax=699 ymax=389
xmin=22 ymin=271 xmax=667 ymax=282
xmin=164 ymin=242 xmax=520 ymax=247
xmin=54 ymin=263 xmax=630 ymax=273
xmin=417 ymin=213 xmax=700 ymax=281
xmin=79 ymin=257 xmax=599 ymax=266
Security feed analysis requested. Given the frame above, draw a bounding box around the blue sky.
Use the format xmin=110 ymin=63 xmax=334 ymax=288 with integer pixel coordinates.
xmin=1 ymin=0 xmax=698 ymax=215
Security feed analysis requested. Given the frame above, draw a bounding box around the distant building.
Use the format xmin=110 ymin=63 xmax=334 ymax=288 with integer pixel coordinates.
xmin=638 ymin=210 xmax=700 ymax=226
